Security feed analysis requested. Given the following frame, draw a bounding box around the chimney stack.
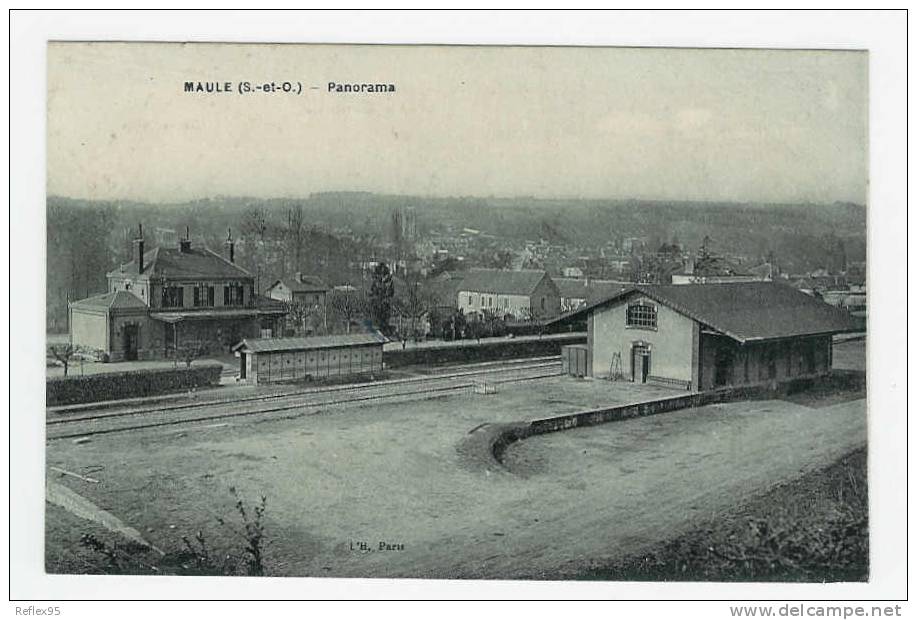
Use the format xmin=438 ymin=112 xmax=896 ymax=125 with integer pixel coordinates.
xmin=225 ymin=228 xmax=235 ymax=263
xmin=295 ymin=271 xmax=303 ymax=283
xmin=179 ymin=225 xmax=192 ymax=253
xmin=132 ymin=223 xmax=145 ymax=273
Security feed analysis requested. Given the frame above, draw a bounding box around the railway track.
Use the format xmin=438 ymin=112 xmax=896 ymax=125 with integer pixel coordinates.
xmin=46 ymin=357 xmax=563 ymax=440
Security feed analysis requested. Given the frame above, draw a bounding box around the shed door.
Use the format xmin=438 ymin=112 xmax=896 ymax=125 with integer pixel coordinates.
xmin=123 ymin=324 xmax=139 ymax=361
xmin=632 ymin=346 xmax=650 ymax=383
xmin=714 ymin=346 xmax=734 ymax=387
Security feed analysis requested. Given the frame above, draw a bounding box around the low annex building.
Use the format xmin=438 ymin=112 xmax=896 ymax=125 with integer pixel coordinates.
xmin=232 ymin=332 xmax=386 ymax=384
xmin=69 ymin=226 xmax=288 ymax=361
xmin=265 ymin=273 xmax=329 ymax=307
xmin=558 ymin=282 xmax=859 ymax=391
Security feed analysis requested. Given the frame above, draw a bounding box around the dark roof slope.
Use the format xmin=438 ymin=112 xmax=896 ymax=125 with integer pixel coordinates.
xmin=673 ymin=255 xmax=750 ymax=278
xmin=424 ymin=274 xmax=466 ymax=306
xmin=565 ymin=282 xmax=859 ymax=343
xmin=253 ymin=294 xmax=290 ymax=313
xmin=270 ymin=275 xmax=328 ymax=293
xmin=70 ymin=290 xmax=147 ymax=311
xmin=108 ymin=246 xmax=251 ymax=280
xmin=233 ymin=332 xmax=387 ymax=353
xmin=457 ymin=269 xmax=551 ymax=296
xmin=555 ymin=278 xmax=629 ymax=301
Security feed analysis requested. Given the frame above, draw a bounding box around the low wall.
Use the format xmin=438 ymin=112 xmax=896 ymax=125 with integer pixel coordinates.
xmin=46 ymin=363 xmax=223 ymax=406
xmin=490 ymin=370 xmax=866 ymax=464
xmin=385 ymin=334 xmax=586 ymax=368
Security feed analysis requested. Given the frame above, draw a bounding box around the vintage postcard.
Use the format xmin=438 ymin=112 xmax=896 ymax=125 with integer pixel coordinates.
xmin=42 ymin=41 xmax=870 ymax=584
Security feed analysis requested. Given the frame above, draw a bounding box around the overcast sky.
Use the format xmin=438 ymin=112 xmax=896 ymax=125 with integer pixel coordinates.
xmin=47 ymin=43 xmax=868 ymax=204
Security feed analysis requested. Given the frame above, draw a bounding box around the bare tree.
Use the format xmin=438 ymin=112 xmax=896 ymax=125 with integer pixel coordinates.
xmin=283 ymin=299 xmax=322 ymax=336
xmin=327 ymin=289 xmax=366 ymax=334
xmin=286 ymin=203 xmax=305 ymax=276
xmin=241 ymin=206 xmax=268 ymax=242
xmin=50 ymin=344 xmax=75 ymax=376
xmin=394 ymin=281 xmax=439 ymax=340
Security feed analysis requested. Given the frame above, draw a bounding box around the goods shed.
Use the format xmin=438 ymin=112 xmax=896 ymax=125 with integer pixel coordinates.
xmin=232 ymin=332 xmax=387 ymax=385
xmin=551 ymin=282 xmax=860 ymax=392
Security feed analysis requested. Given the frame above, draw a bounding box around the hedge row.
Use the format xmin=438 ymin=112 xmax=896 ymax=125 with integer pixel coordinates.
xmin=384 ymin=334 xmax=586 ymax=368
xmin=47 ymin=363 xmax=223 ymax=406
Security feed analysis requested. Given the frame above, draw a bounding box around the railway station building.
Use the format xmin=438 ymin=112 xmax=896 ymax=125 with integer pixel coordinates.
xmin=68 ymin=226 xmax=288 ymax=361
xmin=557 ymin=282 xmax=859 ymax=391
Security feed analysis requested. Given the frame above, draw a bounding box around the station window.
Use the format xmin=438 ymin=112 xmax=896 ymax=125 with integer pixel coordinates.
xmin=626 ymin=302 xmax=657 ymax=329
xmin=161 ymin=286 xmax=184 ymax=308
xmin=225 ymin=282 xmax=245 ymax=306
xmin=194 ymin=283 xmax=215 ymax=307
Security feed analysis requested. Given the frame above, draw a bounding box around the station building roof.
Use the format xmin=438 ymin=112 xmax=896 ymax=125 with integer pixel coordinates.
xmin=108 ymin=246 xmax=251 ymax=280
xmin=70 ymin=290 xmax=147 ymax=312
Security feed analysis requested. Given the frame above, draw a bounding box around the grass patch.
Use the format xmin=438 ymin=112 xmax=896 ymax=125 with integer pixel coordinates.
xmin=579 ymin=448 xmax=868 ymax=582
xmin=47 ymin=487 xmax=272 ymax=576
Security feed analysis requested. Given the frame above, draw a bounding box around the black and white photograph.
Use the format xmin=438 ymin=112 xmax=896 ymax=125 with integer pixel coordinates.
xmin=8 ymin=8 xmax=909 ymax=610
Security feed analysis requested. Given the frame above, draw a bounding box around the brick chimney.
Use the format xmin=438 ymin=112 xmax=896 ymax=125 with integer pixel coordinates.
xmin=132 ymin=223 xmax=145 ymax=273
xmin=179 ymin=225 xmax=192 ymax=253
xmin=225 ymin=228 xmax=235 ymax=263
xmin=295 ymin=271 xmax=303 ymax=283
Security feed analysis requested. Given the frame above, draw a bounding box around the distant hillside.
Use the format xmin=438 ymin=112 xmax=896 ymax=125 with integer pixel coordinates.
xmin=46 ymin=193 xmax=866 ymax=331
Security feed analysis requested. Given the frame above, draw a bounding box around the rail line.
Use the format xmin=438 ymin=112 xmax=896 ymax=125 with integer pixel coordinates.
xmin=48 ymin=357 xmax=561 ymax=423
xmin=48 ymin=355 xmax=561 ymax=417
xmin=47 ymin=360 xmax=563 ymax=440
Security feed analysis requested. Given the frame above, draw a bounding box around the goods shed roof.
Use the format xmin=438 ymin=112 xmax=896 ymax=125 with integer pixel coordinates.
xmin=547 ymin=281 xmax=860 ymax=344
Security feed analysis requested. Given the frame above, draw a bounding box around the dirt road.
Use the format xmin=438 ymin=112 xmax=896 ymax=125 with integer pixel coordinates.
xmin=46 ymin=367 xmax=865 ymax=579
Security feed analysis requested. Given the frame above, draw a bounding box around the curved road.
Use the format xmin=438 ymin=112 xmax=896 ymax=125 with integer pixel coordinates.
xmin=47 ymin=371 xmax=866 ymax=579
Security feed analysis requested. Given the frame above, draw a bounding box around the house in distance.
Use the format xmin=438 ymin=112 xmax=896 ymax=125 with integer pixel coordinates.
xmin=555 ymin=282 xmax=859 ymax=391
xmin=456 ymin=268 xmax=561 ymax=320
xmin=265 ymin=273 xmax=329 ymax=308
xmin=68 ymin=225 xmax=288 ymax=361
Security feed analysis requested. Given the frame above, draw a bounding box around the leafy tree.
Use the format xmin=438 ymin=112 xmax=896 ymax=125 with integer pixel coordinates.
xmin=427 ymin=257 xmax=462 ymax=279
xmin=434 ymin=308 xmax=466 ymax=341
xmin=369 ymin=263 xmax=395 ymax=333
xmin=177 ymin=340 xmax=204 ymax=368
xmin=517 ymin=307 xmax=535 ymax=322
xmin=466 ymin=318 xmax=484 ymax=342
